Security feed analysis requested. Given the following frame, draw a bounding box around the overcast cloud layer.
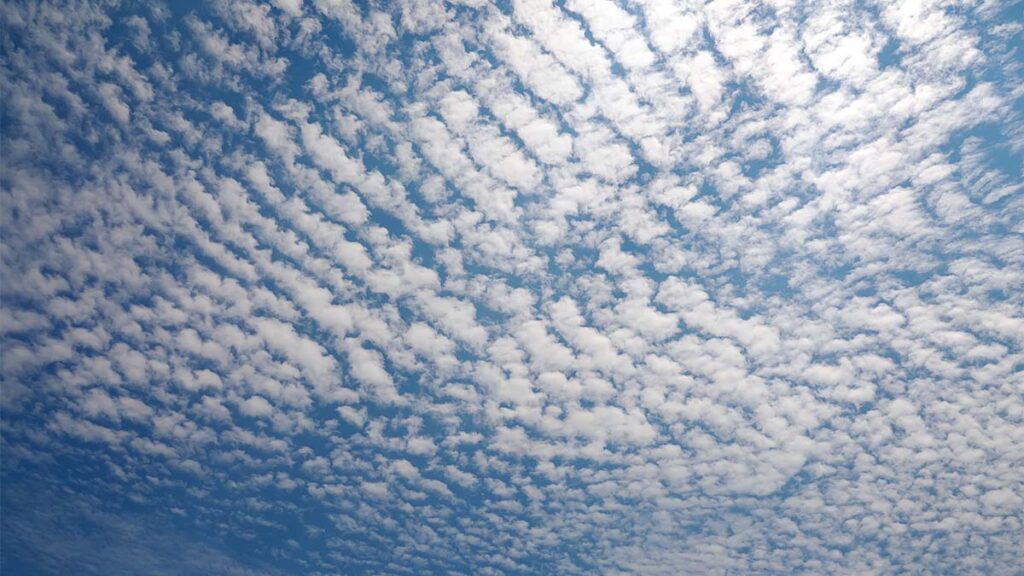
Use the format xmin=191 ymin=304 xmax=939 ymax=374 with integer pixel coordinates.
xmin=1 ymin=0 xmax=1022 ymax=574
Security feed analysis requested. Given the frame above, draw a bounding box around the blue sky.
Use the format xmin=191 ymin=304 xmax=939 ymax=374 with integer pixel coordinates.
xmin=1 ymin=0 xmax=1022 ymax=574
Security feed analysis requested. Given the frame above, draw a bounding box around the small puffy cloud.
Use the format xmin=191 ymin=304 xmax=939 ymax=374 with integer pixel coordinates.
xmin=240 ymin=396 xmax=274 ymax=418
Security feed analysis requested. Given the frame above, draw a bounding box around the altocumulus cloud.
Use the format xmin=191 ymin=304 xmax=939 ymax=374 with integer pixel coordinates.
xmin=1 ymin=0 xmax=1022 ymax=574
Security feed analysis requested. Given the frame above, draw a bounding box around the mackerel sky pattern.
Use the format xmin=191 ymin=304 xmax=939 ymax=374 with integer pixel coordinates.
xmin=1 ymin=0 xmax=1023 ymax=574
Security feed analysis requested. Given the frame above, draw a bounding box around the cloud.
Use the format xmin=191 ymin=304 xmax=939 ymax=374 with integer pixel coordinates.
xmin=1 ymin=0 xmax=1022 ymax=574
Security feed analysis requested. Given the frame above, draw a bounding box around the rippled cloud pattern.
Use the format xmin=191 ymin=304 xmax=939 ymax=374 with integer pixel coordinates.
xmin=2 ymin=0 xmax=1022 ymax=574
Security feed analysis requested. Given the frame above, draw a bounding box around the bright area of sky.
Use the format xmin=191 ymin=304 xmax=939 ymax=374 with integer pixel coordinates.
xmin=1 ymin=0 xmax=1022 ymax=574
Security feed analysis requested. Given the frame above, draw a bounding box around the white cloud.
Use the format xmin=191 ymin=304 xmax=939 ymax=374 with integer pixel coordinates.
xmin=2 ymin=0 xmax=1022 ymax=574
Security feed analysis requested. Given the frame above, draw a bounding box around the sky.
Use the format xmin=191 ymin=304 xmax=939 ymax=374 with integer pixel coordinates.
xmin=0 ymin=0 xmax=1022 ymax=574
